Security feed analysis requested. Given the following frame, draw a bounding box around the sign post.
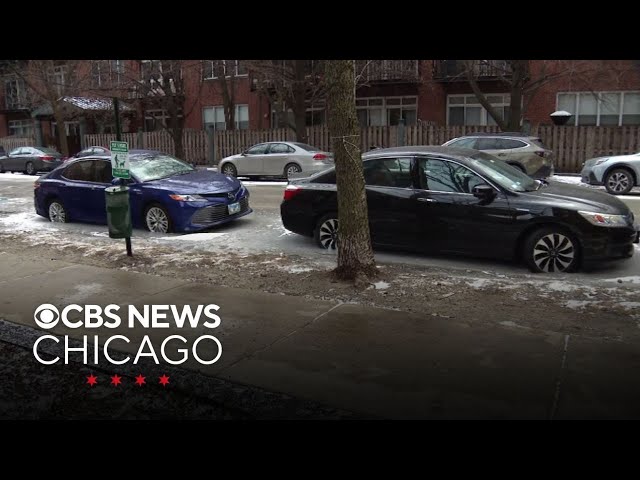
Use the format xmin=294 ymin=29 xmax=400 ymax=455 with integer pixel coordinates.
xmin=108 ymin=139 xmax=133 ymax=256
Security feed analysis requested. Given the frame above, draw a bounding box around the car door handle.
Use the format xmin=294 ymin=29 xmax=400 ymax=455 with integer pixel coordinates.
xmin=417 ymin=197 xmax=436 ymax=203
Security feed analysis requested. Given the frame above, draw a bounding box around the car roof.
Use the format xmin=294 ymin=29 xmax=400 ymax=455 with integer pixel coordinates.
xmin=362 ymin=145 xmax=479 ymax=162
xmin=452 ymin=132 xmax=539 ymax=139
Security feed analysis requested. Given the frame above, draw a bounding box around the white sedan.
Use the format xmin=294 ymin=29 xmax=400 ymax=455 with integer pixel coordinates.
xmin=218 ymin=142 xmax=333 ymax=179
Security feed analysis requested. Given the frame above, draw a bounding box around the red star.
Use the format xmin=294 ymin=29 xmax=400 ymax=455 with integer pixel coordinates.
xmin=86 ymin=374 xmax=98 ymax=387
xmin=135 ymin=374 xmax=146 ymax=386
xmin=159 ymin=374 xmax=170 ymax=387
xmin=110 ymin=374 xmax=122 ymax=387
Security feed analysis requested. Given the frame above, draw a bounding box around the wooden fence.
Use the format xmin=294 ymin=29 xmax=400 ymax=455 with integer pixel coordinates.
xmin=0 ymin=137 xmax=35 ymax=152
xmin=83 ymin=125 xmax=640 ymax=173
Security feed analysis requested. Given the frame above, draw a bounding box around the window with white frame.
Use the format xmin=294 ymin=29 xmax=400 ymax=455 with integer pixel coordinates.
xmin=557 ymin=91 xmax=640 ymax=126
xmin=4 ymin=77 xmax=27 ymax=109
xmin=447 ymin=94 xmax=511 ymax=126
xmin=92 ymin=60 xmax=124 ymax=87
xmin=202 ymin=60 xmax=248 ymax=80
xmin=8 ymin=120 xmax=33 ymax=136
xmin=144 ymin=109 xmax=180 ymax=131
xmin=203 ymin=105 xmax=249 ymax=130
xmin=356 ymin=96 xmax=417 ymax=127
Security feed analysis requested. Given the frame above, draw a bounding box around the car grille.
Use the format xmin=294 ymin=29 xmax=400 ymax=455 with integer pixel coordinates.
xmin=191 ymin=197 xmax=249 ymax=225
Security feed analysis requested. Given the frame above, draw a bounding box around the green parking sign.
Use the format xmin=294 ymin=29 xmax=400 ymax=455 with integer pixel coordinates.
xmin=110 ymin=141 xmax=130 ymax=179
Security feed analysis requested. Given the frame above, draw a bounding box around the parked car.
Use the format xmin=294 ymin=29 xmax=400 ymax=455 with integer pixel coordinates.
xmin=0 ymin=145 xmax=6 ymax=159
xmin=0 ymin=146 xmax=64 ymax=175
xmin=442 ymin=133 xmax=554 ymax=179
xmin=281 ymin=146 xmax=639 ymax=273
xmin=580 ymin=152 xmax=640 ymax=195
xmin=218 ymin=141 xmax=334 ymax=179
xmin=34 ymin=150 xmax=251 ymax=233
xmin=66 ymin=146 xmax=111 ymax=162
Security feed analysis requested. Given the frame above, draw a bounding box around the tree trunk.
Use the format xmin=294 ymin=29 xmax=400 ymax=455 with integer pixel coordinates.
xmin=53 ymin=105 xmax=69 ymax=156
xmin=219 ymin=75 xmax=235 ymax=130
xmin=507 ymin=60 xmax=528 ymax=131
xmin=325 ymin=60 xmax=377 ymax=282
xmin=293 ymin=60 xmax=308 ymax=143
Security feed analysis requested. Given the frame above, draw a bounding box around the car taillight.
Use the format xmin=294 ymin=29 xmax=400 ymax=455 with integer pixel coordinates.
xmin=40 ymin=155 xmax=55 ymax=162
xmin=34 ymin=182 xmax=40 ymax=190
xmin=313 ymin=153 xmax=327 ymax=161
xmin=283 ymin=185 xmax=302 ymax=201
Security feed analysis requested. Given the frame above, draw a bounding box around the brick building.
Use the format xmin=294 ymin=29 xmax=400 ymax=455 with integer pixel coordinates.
xmin=1 ymin=60 xmax=639 ymax=153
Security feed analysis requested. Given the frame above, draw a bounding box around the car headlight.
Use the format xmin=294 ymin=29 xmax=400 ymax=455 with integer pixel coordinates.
xmin=578 ymin=210 xmax=629 ymax=227
xmin=169 ymin=194 xmax=205 ymax=202
xmin=595 ymin=158 xmax=609 ymax=166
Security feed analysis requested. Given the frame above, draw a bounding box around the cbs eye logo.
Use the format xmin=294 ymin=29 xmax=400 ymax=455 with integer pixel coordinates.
xmin=34 ymin=304 xmax=60 ymax=329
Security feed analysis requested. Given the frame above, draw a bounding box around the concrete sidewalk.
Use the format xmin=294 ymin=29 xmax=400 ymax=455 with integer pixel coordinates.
xmin=1 ymin=252 xmax=639 ymax=419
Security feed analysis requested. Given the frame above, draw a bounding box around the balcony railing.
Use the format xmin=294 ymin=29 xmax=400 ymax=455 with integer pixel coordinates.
xmin=432 ymin=60 xmax=510 ymax=81
xmin=355 ymin=60 xmax=420 ymax=83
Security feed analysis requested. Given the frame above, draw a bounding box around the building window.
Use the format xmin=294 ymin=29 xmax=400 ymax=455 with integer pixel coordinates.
xmin=4 ymin=77 xmax=27 ymax=109
xmin=8 ymin=120 xmax=34 ymax=136
xmin=356 ymin=96 xmax=418 ymax=127
xmin=447 ymin=94 xmax=511 ymax=126
xmin=92 ymin=60 xmax=124 ymax=87
xmin=48 ymin=65 xmax=67 ymax=96
xmin=51 ymin=121 xmax=80 ymax=137
xmin=557 ymin=91 xmax=640 ymax=126
xmin=203 ymin=105 xmax=249 ymax=130
xmin=144 ymin=109 xmax=178 ymax=131
xmin=141 ymin=60 xmax=163 ymax=83
xmin=202 ymin=60 xmax=248 ymax=80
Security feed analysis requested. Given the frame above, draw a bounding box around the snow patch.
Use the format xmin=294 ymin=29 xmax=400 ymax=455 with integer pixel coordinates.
xmin=466 ymin=278 xmax=495 ymax=289
xmin=619 ymin=302 xmax=640 ymax=310
xmin=605 ymin=276 xmax=640 ymax=285
xmin=373 ymin=281 xmax=389 ymax=290
xmin=156 ymin=232 xmax=227 ymax=241
xmin=0 ymin=173 xmax=38 ymax=182
xmin=281 ymin=265 xmax=314 ymax=274
xmin=550 ymin=175 xmax=584 ymax=185
xmin=564 ymin=300 xmax=598 ymax=310
xmin=547 ymin=281 xmax=580 ymax=292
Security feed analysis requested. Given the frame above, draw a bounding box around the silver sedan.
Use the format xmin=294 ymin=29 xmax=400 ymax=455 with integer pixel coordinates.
xmin=218 ymin=142 xmax=333 ymax=179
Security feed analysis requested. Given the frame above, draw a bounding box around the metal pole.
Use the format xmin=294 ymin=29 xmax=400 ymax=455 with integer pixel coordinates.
xmin=113 ymin=97 xmax=132 ymax=257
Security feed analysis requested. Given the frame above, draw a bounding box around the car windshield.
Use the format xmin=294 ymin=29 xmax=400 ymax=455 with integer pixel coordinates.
xmin=292 ymin=143 xmax=320 ymax=152
xmin=468 ymin=152 xmax=539 ymax=192
xmin=129 ymin=154 xmax=195 ymax=182
xmin=37 ymin=147 xmax=62 ymax=155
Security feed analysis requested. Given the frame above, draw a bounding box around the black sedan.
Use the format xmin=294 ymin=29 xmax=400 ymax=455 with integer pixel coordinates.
xmin=281 ymin=146 xmax=639 ymax=273
xmin=0 ymin=146 xmax=64 ymax=175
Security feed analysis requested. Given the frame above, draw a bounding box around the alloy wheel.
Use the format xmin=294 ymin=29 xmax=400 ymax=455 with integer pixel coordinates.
xmin=318 ymin=218 xmax=339 ymax=249
xmin=532 ymin=233 xmax=575 ymax=273
xmin=606 ymin=171 xmax=631 ymax=193
xmin=286 ymin=164 xmax=301 ymax=178
xmin=146 ymin=207 xmax=169 ymax=233
xmin=48 ymin=202 xmax=66 ymax=223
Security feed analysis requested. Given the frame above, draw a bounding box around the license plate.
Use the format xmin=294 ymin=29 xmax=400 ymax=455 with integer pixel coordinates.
xmin=228 ymin=202 xmax=241 ymax=215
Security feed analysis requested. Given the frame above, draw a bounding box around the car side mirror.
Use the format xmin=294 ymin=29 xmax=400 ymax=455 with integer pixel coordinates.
xmin=472 ymin=184 xmax=496 ymax=202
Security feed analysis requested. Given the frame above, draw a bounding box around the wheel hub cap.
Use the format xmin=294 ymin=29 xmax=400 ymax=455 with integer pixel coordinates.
xmin=533 ymin=233 xmax=575 ymax=272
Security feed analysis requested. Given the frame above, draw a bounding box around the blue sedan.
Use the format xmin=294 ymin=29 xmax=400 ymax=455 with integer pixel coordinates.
xmin=34 ymin=150 xmax=252 ymax=233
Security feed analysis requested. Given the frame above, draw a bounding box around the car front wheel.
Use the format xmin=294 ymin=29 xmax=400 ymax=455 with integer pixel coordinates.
xmin=604 ymin=168 xmax=634 ymax=195
xmin=221 ymin=163 xmax=237 ymax=177
xmin=523 ymin=227 xmax=579 ymax=273
xmin=145 ymin=204 xmax=172 ymax=233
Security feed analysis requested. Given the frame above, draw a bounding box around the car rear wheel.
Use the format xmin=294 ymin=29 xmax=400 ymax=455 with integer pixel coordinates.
xmin=523 ymin=227 xmax=579 ymax=273
xmin=314 ymin=214 xmax=339 ymax=250
xmin=48 ymin=199 xmax=68 ymax=223
xmin=221 ymin=163 xmax=237 ymax=177
xmin=604 ymin=168 xmax=634 ymax=195
xmin=25 ymin=161 xmax=36 ymax=175
xmin=145 ymin=204 xmax=172 ymax=233
xmin=284 ymin=163 xmax=302 ymax=179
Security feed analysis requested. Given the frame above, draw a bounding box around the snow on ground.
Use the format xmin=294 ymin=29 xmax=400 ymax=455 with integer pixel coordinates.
xmin=156 ymin=232 xmax=228 ymax=241
xmin=619 ymin=302 xmax=640 ymax=310
xmin=550 ymin=175 xmax=585 ymax=185
xmin=373 ymin=281 xmax=390 ymax=290
xmin=565 ymin=300 xmax=600 ymax=310
xmin=0 ymin=173 xmax=37 ymax=182
xmin=605 ymin=276 xmax=640 ymax=285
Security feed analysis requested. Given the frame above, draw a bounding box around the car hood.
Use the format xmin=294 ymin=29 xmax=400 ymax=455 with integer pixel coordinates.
xmin=144 ymin=169 xmax=241 ymax=193
xmin=221 ymin=153 xmax=244 ymax=161
xmin=584 ymin=153 xmax=640 ymax=168
xmin=518 ymin=179 xmax=630 ymax=215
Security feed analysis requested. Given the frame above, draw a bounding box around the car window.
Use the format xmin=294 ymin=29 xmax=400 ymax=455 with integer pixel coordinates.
xmin=418 ymin=158 xmax=488 ymax=194
xmin=312 ymin=170 xmax=336 ymax=184
xmin=292 ymin=143 xmax=320 ymax=152
xmin=447 ymin=138 xmax=477 ymax=149
xmin=37 ymin=147 xmax=61 ymax=155
xmin=9 ymin=148 xmax=22 ymax=155
xmin=63 ymin=160 xmax=95 ymax=182
xmin=495 ymin=139 xmax=527 ymax=149
xmin=94 ymin=160 xmax=114 ymax=183
xmin=475 ymin=138 xmax=500 ymax=150
xmin=269 ymin=143 xmax=292 ymax=154
xmin=364 ymin=157 xmax=413 ymax=188
xmin=246 ymin=144 xmax=269 ymax=155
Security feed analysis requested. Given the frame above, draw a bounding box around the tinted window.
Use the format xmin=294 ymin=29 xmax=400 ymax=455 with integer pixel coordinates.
xmin=94 ymin=161 xmax=113 ymax=183
xmin=9 ymin=148 xmax=22 ymax=155
xmin=292 ymin=143 xmax=320 ymax=152
xmin=475 ymin=138 xmax=500 ymax=150
xmin=468 ymin=152 xmax=538 ymax=192
xmin=447 ymin=138 xmax=477 ymax=148
xmin=37 ymin=147 xmax=61 ymax=155
xmin=63 ymin=161 xmax=94 ymax=181
xmin=495 ymin=139 xmax=527 ymax=149
xmin=418 ymin=158 xmax=488 ymax=194
xmin=269 ymin=143 xmax=292 ymax=154
xmin=247 ymin=144 xmax=269 ymax=155
xmin=364 ymin=157 xmax=413 ymax=188
xmin=312 ymin=170 xmax=336 ymax=184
